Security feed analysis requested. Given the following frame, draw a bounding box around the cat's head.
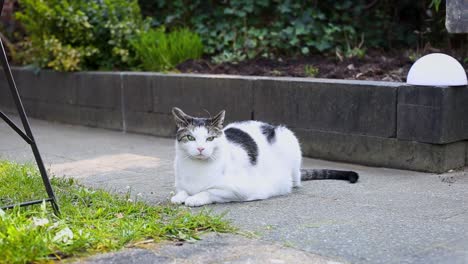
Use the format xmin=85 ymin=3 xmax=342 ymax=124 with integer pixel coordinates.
xmin=172 ymin=107 xmax=225 ymax=161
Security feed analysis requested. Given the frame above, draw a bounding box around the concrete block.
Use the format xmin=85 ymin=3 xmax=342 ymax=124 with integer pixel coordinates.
xmin=79 ymin=106 xmax=122 ymax=130
xmin=11 ymin=69 xmax=39 ymax=100
xmin=397 ymin=104 xmax=443 ymax=142
xmin=0 ymin=72 xmax=15 ymax=111
xmin=152 ymin=74 xmax=253 ymax=122
xmin=465 ymin=141 xmax=468 ymax=166
xmin=295 ymin=128 xmax=466 ymax=173
xmin=125 ymin=111 xmax=175 ymax=137
xmin=441 ymin=87 xmax=468 ymax=142
xmin=13 ymin=68 xmax=78 ymax=104
xmin=397 ymin=85 xmax=468 ymax=144
xmin=253 ymin=78 xmax=398 ymax=137
xmin=77 ymin=72 xmax=122 ymax=109
xmin=22 ymin=99 xmax=80 ymax=124
xmin=466 ymin=141 xmax=468 ymax=166
xmin=122 ymin=74 xmax=153 ymax=112
xmin=397 ymin=85 xmax=444 ymax=106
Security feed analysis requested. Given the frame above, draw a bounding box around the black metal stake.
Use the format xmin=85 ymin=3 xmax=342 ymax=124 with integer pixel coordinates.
xmin=0 ymin=1 xmax=60 ymax=215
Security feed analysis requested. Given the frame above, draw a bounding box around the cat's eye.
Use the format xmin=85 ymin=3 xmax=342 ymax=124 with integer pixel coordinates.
xmin=206 ymin=136 xmax=215 ymax=142
xmin=186 ymin=135 xmax=196 ymax=141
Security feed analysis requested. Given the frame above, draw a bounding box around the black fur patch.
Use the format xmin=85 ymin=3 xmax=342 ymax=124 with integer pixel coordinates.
xmin=261 ymin=124 xmax=276 ymax=143
xmin=225 ymin=128 xmax=258 ymax=165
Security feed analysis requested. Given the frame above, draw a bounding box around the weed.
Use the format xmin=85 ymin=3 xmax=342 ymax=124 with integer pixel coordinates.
xmin=304 ymin=65 xmax=319 ymax=77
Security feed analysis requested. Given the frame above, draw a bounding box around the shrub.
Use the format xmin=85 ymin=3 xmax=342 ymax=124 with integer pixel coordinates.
xmin=15 ymin=0 xmax=145 ymax=71
xmin=137 ymin=1 xmax=376 ymax=62
xmin=139 ymin=0 xmax=449 ymax=63
xmin=131 ymin=27 xmax=203 ymax=71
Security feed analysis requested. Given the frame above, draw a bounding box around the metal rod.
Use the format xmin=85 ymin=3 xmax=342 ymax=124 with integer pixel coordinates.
xmin=0 ymin=111 xmax=33 ymax=144
xmin=0 ymin=27 xmax=60 ymax=215
xmin=1 ymin=198 xmax=53 ymax=210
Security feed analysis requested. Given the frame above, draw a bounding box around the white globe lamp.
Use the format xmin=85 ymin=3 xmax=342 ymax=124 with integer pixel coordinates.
xmin=406 ymin=53 xmax=467 ymax=86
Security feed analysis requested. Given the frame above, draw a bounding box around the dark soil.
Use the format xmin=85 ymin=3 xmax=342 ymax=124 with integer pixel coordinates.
xmin=177 ymin=50 xmax=467 ymax=82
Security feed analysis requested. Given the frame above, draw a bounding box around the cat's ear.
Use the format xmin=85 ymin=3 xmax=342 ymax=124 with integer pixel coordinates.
xmin=211 ymin=110 xmax=225 ymax=129
xmin=172 ymin=107 xmax=192 ymax=128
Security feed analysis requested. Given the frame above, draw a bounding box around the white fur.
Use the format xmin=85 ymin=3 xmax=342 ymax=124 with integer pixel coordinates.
xmin=171 ymin=121 xmax=302 ymax=207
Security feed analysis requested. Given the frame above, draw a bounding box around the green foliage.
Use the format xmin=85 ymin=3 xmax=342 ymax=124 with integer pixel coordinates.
xmin=139 ymin=0 xmax=428 ymax=63
xmin=139 ymin=0 xmax=452 ymax=63
xmin=304 ymin=65 xmax=319 ymax=77
xmin=0 ymin=161 xmax=234 ymax=263
xmin=408 ymin=50 xmax=424 ymax=62
xmin=131 ymin=27 xmax=203 ymax=71
xmin=335 ymin=33 xmax=367 ymax=61
xmin=429 ymin=0 xmax=442 ymax=12
xmin=15 ymin=0 xmax=146 ymax=71
xmin=14 ymin=0 xmax=452 ymax=69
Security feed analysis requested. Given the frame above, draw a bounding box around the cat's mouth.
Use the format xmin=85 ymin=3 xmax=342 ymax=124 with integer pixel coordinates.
xmin=192 ymin=154 xmax=209 ymax=160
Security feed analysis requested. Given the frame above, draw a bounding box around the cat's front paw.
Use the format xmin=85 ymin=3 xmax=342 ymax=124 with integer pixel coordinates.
xmin=171 ymin=191 xmax=189 ymax=204
xmin=184 ymin=194 xmax=212 ymax=207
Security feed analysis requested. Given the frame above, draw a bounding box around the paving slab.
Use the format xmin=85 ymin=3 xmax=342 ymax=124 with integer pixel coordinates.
xmin=76 ymin=233 xmax=341 ymax=264
xmin=1 ymin=117 xmax=467 ymax=264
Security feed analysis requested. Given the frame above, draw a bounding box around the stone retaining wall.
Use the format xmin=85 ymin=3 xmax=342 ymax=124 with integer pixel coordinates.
xmin=1 ymin=67 xmax=467 ymax=173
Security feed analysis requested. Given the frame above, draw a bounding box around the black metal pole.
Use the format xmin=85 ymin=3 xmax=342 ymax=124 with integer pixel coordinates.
xmin=2 ymin=198 xmax=53 ymax=210
xmin=0 ymin=111 xmax=33 ymax=144
xmin=0 ymin=1 xmax=60 ymax=215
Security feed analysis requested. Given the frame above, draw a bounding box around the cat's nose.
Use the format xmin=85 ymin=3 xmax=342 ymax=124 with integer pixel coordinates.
xmin=197 ymin=147 xmax=205 ymax=153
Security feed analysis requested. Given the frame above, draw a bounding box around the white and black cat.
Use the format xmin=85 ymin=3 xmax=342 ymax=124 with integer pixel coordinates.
xmin=171 ymin=107 xmax=358 ymax=207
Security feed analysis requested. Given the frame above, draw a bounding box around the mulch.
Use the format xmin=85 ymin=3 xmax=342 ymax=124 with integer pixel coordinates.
xmin=177 ymin=50 xmax=467 ymax=82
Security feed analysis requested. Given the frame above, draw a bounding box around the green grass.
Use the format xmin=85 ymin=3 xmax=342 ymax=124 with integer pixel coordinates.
xmin=0 ymin=161 xmax=234 ymax=263
xmin=131 ymin=27 xmax=204 ymax=72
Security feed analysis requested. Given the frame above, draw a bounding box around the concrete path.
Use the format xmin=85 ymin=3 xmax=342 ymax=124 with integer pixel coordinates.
xmin=1 ymin=117 xmax=467 ymax=264
xmin=78 ymin=233 xmax=341 ymax=264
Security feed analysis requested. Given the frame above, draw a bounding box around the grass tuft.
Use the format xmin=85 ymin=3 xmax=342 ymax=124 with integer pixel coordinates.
xmin=131 ymin=27 xmax=204 ymax=72
xmin=0 ymin=161 xmax=234 ymax=263
xmin=304 ymin=65 xmax=319 ymax=77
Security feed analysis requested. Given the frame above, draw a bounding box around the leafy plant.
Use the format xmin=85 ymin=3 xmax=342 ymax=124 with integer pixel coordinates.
xmin=131 ymin=27 xmax=203 ymax=71
xmin=429 ymin=0 xmax=442 ymax=12
xmin=0 ymin=161 xmax=234 ymax=263
xmin=335 ymin=33 xmax=367 ymax=61
xmin=304 ymin=65 xmax=319 ymax=77
xmin=14 ymin=0 xmax=454 ymax=69
xmin=138 ymin=0 xmax=455 ymax=63
xmin=139 ymin=1 xmax=414 ymax=63
xmin=408 ymin=51 xmax=422 ymax=62
xmin=15 ymin=0 xmax=146 ymax=71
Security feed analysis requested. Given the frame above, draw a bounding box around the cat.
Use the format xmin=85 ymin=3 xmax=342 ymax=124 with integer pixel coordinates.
xmin=171 ymin=107 xmax=358 ymax=207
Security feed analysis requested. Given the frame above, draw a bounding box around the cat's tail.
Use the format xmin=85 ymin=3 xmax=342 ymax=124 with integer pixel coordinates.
xmin=300 ymin=169 xmax=359 ymax=183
